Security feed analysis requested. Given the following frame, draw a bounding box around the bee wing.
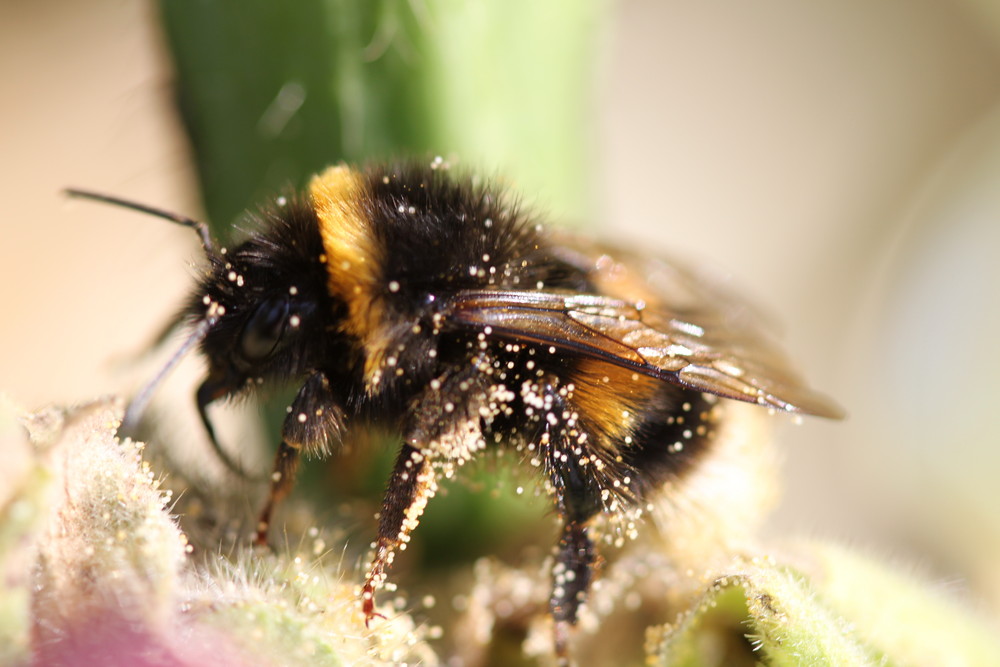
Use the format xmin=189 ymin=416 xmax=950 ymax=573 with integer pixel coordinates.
xmin=545 ymin=232 xmax=782 ymax=335
xmin=444 ymin=286 xmax=844 ymax=419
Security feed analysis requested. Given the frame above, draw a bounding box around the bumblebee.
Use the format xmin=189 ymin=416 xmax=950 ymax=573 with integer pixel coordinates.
xmin=69 ymin=162 xmax=841 ymax=655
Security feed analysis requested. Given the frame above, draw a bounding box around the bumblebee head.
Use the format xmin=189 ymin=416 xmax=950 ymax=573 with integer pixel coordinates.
xmin=64 ymin=188 xmax=347 ymax=456
xmin=190 ymin=197 xmax=341 ymax=398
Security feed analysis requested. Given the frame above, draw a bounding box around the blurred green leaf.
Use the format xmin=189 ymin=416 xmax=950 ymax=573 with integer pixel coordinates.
xmin=651 ymin=545 xmax=1000 ymax=667
xmin=0 ymin=398 xmax=44 ymax=667
xmin=159 ymin=0 xmax=609 ymax=232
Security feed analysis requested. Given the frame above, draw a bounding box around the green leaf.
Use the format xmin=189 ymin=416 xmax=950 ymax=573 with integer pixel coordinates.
xmin=651 ymin=545 xmax=1000 ymax=667
xmin=159 ymin=0 xmax=609 ymax=232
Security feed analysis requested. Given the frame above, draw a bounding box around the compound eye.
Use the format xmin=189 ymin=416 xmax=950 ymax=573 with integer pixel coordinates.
xmin=240 ymin=296 xmax=290 ymax=361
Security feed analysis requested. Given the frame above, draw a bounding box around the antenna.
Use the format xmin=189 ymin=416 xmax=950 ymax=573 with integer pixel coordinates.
xmin=65 ymin=188 xmax=253 ymax=475
xmin=65 ymin=188 xmax=215 ymax=254
xmin=119 ymin=315 xmax=217 ymax=435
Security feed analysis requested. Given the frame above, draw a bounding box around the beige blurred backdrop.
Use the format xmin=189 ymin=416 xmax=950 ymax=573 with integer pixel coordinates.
xmin=3 ymin=0 xmax=999 ymax=617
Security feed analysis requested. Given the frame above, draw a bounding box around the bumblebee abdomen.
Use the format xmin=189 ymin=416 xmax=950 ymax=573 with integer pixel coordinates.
xmin=559 ymin=357 xmax=719 ymax=508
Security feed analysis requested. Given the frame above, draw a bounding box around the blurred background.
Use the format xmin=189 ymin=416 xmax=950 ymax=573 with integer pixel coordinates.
xmin=3 ymin=0 xmax=999 ymax=629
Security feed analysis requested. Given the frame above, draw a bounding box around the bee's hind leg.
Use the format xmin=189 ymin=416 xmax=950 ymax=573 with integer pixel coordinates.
xmin=550 ymin=520 xmax=597 ymax=662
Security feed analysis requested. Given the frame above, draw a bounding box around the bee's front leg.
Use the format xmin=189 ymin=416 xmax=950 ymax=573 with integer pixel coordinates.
xmin=254 ymin=371 xmax=342 ymax=545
